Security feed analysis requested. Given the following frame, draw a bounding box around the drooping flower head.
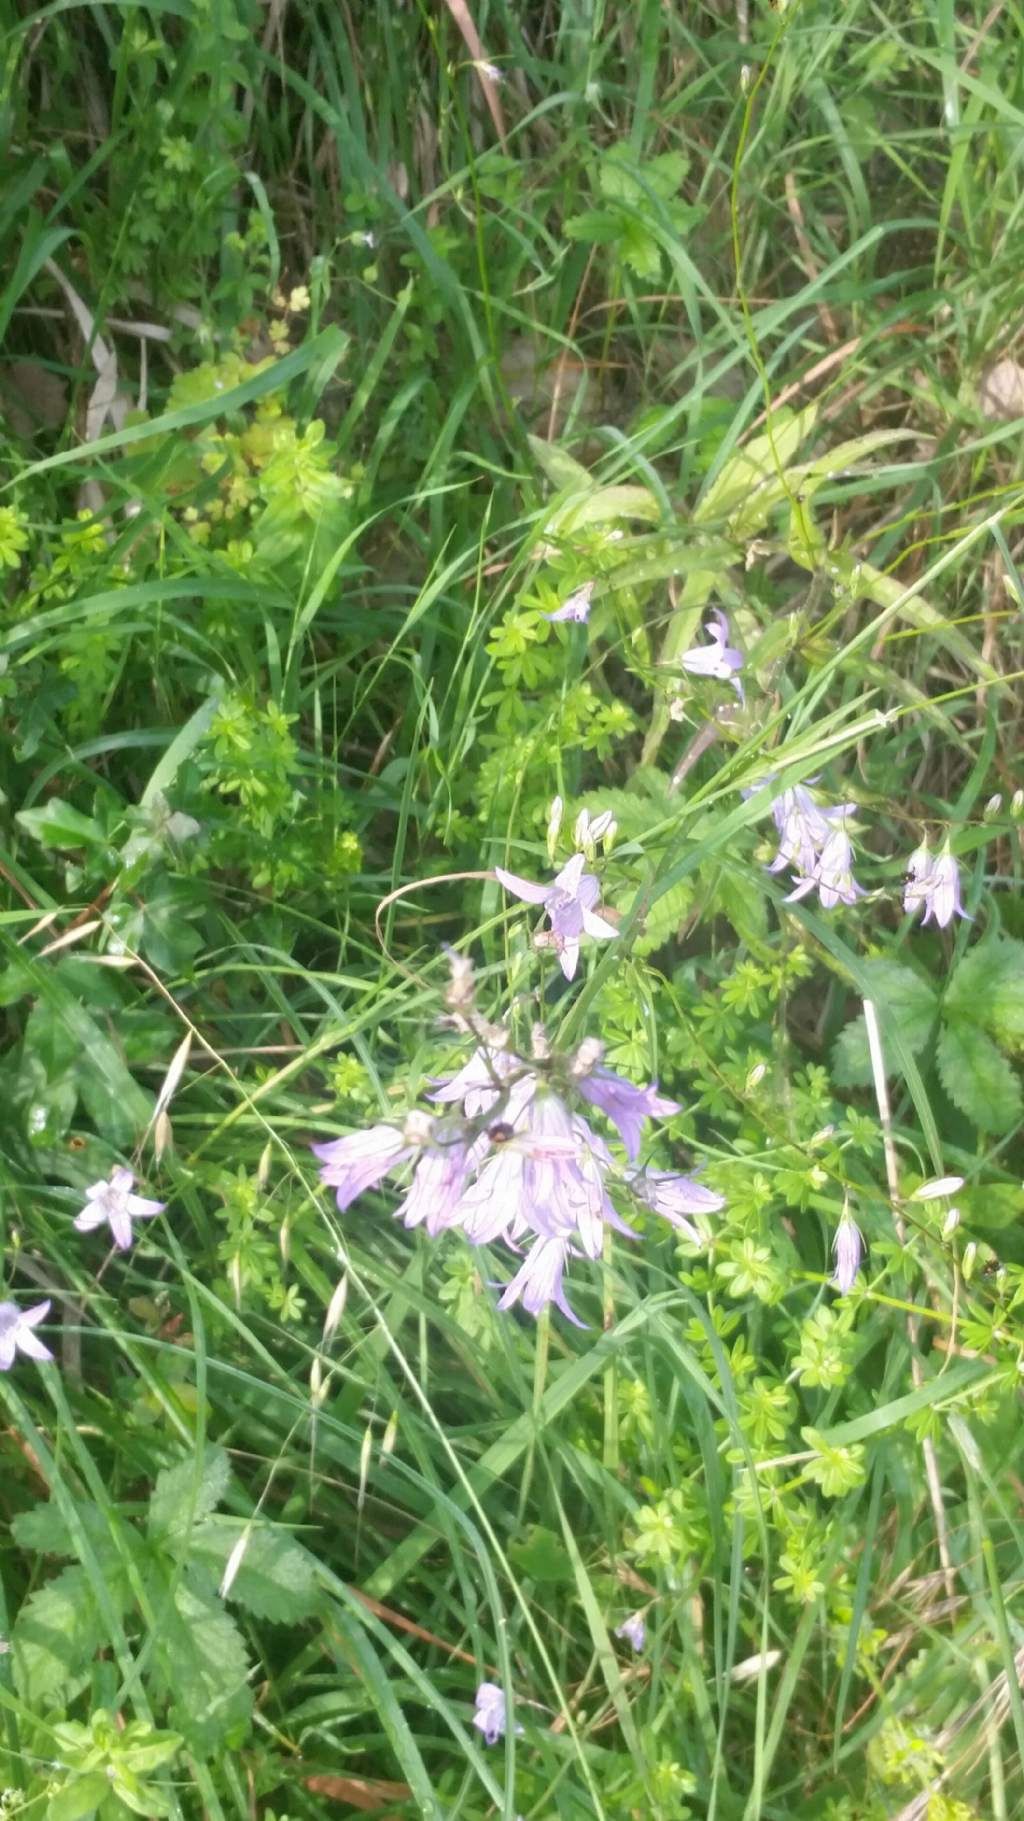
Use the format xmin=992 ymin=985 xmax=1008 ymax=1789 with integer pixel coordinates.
xmin=576 ymin=1061 xmax=679 ymax=1160
xmin=494 ymin=852 xmax=617 ymax=980
xmin=0 ymin=1301 xmax=53 ymax=1371
xmin=785 ymin=817 xmax=865 ymax=910
xmin=615 ymin=1611 xmax=646 ymax=1653
xmin=631 ymin=1168 xmax=726 ymax=1247
xmin=768 ymin=786 xmax=855 ymax=882
xmin=473 ymin=1682 xmax=509 ymax=1746
xmin=680 ymin=610 xmax=744 ymax=701
xmin=73 ymin=1168 xmax=165 ymax=1251
xmin=543 ymin=581 xmax=594 ymax=624
xmin=904 ymin=840 xmax=970 ymax=928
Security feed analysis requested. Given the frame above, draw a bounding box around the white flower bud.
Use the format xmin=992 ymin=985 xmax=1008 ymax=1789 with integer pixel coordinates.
xmin=573 ymin=808 xmax=593 ymax=853
xmin=323 ymin=1273 xmax=349 ymax=1342
xmin=1012 ymin=789 xmax=1024 ymax=818
xmin=571 ymin=1036 xmax=605 ymax=1077
xmin=745 ymin=1062 xmax=767 ymax=1091
xmin=913 ymin=1174 xmax=965 ymax=1201
xmin=984 ymin=794 xmax=1003 ymax=820
xmin=403 ymin=1110 xmax=435 ymax=1145
xmin=962 ymin=1241 xmax=977 ymax=1279
xmin=942 ymin=1207 xmax=961 ymax=1237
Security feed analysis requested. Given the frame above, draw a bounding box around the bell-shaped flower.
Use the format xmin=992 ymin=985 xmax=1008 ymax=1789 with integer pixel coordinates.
xmin=497 ymin=1236 xmax=584 ymax=1325
xmin=576 ymin=1065 xmax=680 ymax=1160
xmin=680 ymin=610 xmax=744 ymax=700
xmin=393 ymin=1132 xmax=489 ymax=1239
xmin=0 ymin=1300 xmax=53 ymax=1370
xmin=615 ymin=1612 xmax=646 ymax=1652
xmin=768 ymin=786 xmax=856 ymax=882
xmin=472 ymin=1682 xmax=509 ymax=1745
xmin=785 ymin=820 xmax=865 ymax=909
xmin=429 ymin=1043 xmax=523 ymax=1119
xmin=904 ymin=840 xmax=970 ymax=928
xmin=494 ymin=851 xmax=617 ymax=981
xmin=73 ymin=1167 xmax=165 ymax=1251
xmin=543 ymin=581 xmax=594 ymax=623
xmin=312 ymin=1123 xmax=416 ymax=1212
xmin=631 ymin=1168 xmax=725 ymax=1247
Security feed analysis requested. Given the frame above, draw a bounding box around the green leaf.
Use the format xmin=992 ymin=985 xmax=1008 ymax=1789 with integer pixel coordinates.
xmin=633 ymin=877 xmax=694 ymax=956
xmin=936 ymin=1020 xmax=1023 ymax=1134
xmin=190 ymin=1522 xmax=318 ymax=1622
xmin=945 ymin=938 xmax=1024 ymax=1052
xmin=15 ymin=798 xmax=107 ymax=850
xmin=832 ymin=961 xmax=938 ymax=1086
xmin=509 ymin=1525 xmax=574 ymax=1584
xmin=152 ymin=1578 xmax=253 ymax=1752
xmin=13 ymin=1502 xmax=80 ymax=1557
xmin=526 ymin=434 xmax=593 ymax=493
xmin=12 ymin=1567 xmax=110 ymax=1706
xmin=563 ymin=208 xmax=623 ymax=248
xmin=47 ymin=1772 xmax=109 ymax=1821
xmin=148 ymin=1445 xmax=231 ymax=1542
xmin=694 ymin=405 xmax=819 ymax=533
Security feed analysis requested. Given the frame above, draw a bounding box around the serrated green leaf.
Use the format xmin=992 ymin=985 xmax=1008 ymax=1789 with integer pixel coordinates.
xmin=16 ymin=798 xmax=107 ymax=851
xmin=633 ymin=878 xmax=693 ymax=956
xmin=153 ymin=1578 xmax=253 ymax=1752
xmin=509 ymin=1525 xmax=574 ymax=1584
xmin=936 ymin=1021 xmax=1023 ymax=1134
xmin=12 ymin=1567 xmax=109 ymax=1707
xmin=148 ymin=1445 xmax=230 ymax=1542
xmin=945 ymin=938 xmax=1024 ymax=1051
xmin=832 ymin=961 xmax=938 ymax=1086
xmin=190 ymin=1522 xmax=318 ymax=1622
xmin=13 ymin=1502 xmax=80 ymax=1557
xmin=706 ymin=860 xmax=769 ymax=947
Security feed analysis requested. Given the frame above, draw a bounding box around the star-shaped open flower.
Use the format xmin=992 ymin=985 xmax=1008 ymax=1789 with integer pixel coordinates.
xmin=73 ymin=1167 xmax=165 ymax=1251
xmin=494 ymin=851 xmax=616 ymax=980
xmin=0 ymin=1300 xmax=53 ymax=1370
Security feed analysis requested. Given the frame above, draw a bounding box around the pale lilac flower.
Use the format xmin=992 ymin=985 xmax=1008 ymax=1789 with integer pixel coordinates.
xmin=576 ymin=1066 xmax=679 ymax=1160
xmin=473 ymin=1682 xmax=509 ymax=1745
xmin=73 ymin=1167 xmax=165 ymax=1251
xmin=904 ymin=841 xmax=970 ymax=928
xmin=312 ymin=1124 xmax=415 ymax=1212
xmin=832 ymin=1212 xmax=862 ymax=1294
xmin=679 ymin=610 xmax=744 ymax=700
xmin=494 ymin=851 xmax=617 ymax=980
xmin=0 ymin=1301 xmax=53 ymax=1370
xmin=631 ymin=1169 xmax=725 ymax=1246
xmin=785 ymin=819 xmax=864 ymax=909
xmin=393 ymin=1134 xmax=488 ymax=1239
xmin=615 ymin=1612 xmax=646 ymax=1652
xmin=768 ymin=786 xmax=855 ymax=881
xmin=477 ymin=61 xmax=505 ymax=85
xmin=498 ymin=1236 xmax=584 ymax=1326
xmin=544 ymin=581 xmax=594 ymax=624
xmin=429 ymin=1044 xmax=523 ymax=1119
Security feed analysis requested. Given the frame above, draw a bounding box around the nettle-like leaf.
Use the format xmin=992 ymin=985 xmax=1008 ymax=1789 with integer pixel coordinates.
xmin=945 ymin=937 xmax=1024 ymax=1053
xmin=12 ymin=1565 xmax=125 ymax=1708
xmin=190 ymin=1520 xmax=318 ymax=1623
xmin=565 ymin=145 xmax=698 ymax=281
xmin=832 ymin=961 xmax=938 ymax=1087
xmin=936 ymin=1020 xmax=1022 ymax=1135
xmin=152 ymin=1574 xmax=254 ymax=1752
xmin=148 ymin=1444 xmax=231 ymax=1542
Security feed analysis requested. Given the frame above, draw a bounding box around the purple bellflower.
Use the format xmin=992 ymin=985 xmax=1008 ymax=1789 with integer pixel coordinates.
xmin=498 ymin=1236 xmax=583 ymax=1325
xmin=73 ymin=1167 xmax=165 ymax=1251
xmin=680 ymin=610 xmax=744 ymax=701
xmin=768 ymin=786 xmax=856 ymax=882
xmin=544 ymin=581 xmax=594 ymax=624
xmin=832 ymin=1211 xmax=862 ymax=1294
xmin=904 ymin=840 xmax=970 ymax=928
xmin=312 ymin=1122 xmax=418 ymax=1212
xmin=473 ymin=1682 xmax=509 ymax=1745
xmin=0 ymin=1300 xmax=53 ymax=1370
xmin=615 ymin=1612 xmax=646 ymax=1652
xmin=576 ymin=1064 xmax=679 ymax=1160
xmin=631 ymin=1168 xmax=726 ymax=1247
xmin=494 ymin=851 xmax=617 ymax=980
xmin=784 ymin=817 xmax=865 ymax=910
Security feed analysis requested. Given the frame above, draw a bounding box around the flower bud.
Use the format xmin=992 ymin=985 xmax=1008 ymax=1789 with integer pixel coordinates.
xmin=572 ymin=1036 xmax=605 ymax=1077
xmin=942 ymin=1207 xmax=960 ymax=1237
xmin=912 ymin=1174 xmax=965 ymax=1201
xmin=403 ymin=1110 xmax=435 ymax=1145
xmin=984 ymin=794 xmax=1003 ymax=820
xmin=745 ymin=1062 xmax=767 ymax=1091
xmin=546 ymin=795 xmax=564 ymax=862
xmin=573 ymin=808 xmax=593 ymax=854
xmin=962 ymin=1241 xmax=977 ymax=1280
xmin=1012 ymin=789 xmax=1024 ymax=819
xmin=323 ymin=1272 xmax=349 ymax=1342
xmin=381 ymin=1409 xmax=399 ymax=1460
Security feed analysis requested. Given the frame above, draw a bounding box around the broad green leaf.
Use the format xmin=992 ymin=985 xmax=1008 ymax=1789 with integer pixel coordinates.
xmin=832 ymin=961 xmax=938 ymax=1086
xmin=945 ymin=937 xmax=1024 ymax=1051
xmin=936 ymin=1020 xmax=1022 ymax=1134
xmin=46 ymin=1771 xmax=109 ymax=1821
xmin=12 ymin=1567 xmax=109 ymax=1706
xmin=509 ymin=1525 xmax=574 ymax=1585
xmin=148 ymin=1445 xmax=231 ymax=1542
xmin=15 ymin=798 xmax=107 ymax=851
xmin=632 ymin=877 xmax=693 ymax=956
xmin=526 ymin=433 xmax=594 ymax=492
xmin=694 ymin=405 xmax=819 ymax=532
xmin=190 ymin=1521 xmax=318 ymax=1622
xmin=152 ymin=1578 xmax=253 ymax=1753
xmin=546 ymin=483 xmax=662 ymax=536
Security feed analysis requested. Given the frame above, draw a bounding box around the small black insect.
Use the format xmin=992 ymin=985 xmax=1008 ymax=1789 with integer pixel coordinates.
xmin=487 ymin=1122 xmax=516 ymax=1145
